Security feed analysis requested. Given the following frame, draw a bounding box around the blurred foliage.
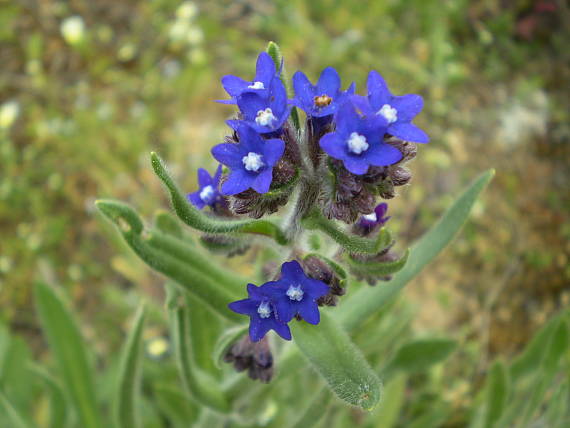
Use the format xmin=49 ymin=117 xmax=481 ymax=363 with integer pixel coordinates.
xmin=0 ymin=0 xmax=568 ymax=426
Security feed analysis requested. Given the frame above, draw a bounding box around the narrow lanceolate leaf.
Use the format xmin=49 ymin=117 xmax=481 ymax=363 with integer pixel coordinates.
xmin=346 ymin=249 xmax=410 ymax=277
xmin=29 ymin=364 xmax=68 ymax=428
xmin=170 ymin=305 xmax=230 ymax=413
xmin=338 ymin=169 xmax=494 ymax=330
xmin=303 ymin=210 xmax=393 ymax=255
xmin=150 ymin=152 xmax=288 ymax=244
xmin=382 ymin=338 xmax=457 ymax=377
xmin=96 ymin=200 xmax=242 ymax=323
xmin=34 ymin=282 xmax=102 ymax=428
xmin=291 ymin=311 xmax=382 ymax=410
xmin=153 ymin=210 xmax=186 ymax=238
xmin=484 ymin=360 xmax=509 ymax=428
xmin=114 ymin=305 xmax=146 ymax=428
xmin=0 ymin=391 xmax=29 ymax=428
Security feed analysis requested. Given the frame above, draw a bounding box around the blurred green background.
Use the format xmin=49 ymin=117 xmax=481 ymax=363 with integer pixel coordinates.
xmin=0 ymin=0 xmax=568 ymax=425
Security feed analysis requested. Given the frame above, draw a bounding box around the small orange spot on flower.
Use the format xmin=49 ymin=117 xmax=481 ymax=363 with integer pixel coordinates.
xmin=314 ymin=94 xmax=333 ymax=107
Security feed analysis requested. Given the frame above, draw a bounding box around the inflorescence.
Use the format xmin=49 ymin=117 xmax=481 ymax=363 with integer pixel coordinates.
xmin=186 ymin=50 xmax=428 ymax=380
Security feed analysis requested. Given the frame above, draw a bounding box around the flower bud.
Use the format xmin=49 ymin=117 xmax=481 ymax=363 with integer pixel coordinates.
xmin=301 ymin=255 xmax=345 ymax=307
xmin=390 ymin=166 xmax=412 ymax=186
xmin=223 ymin=335 xmax=274 ymax=383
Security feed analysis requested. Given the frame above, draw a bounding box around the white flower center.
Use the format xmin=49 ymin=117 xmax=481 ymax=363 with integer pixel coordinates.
xmin=248 ymin=81 xmax=265 ymax=90
xmin=255 ymin=108 xmax=277 ymax=127
xmin=363 ymin=212 xmax=377 ymax=222
xmin=377 ymin=104 xmax=398 ymax=124
xmin=199 ymin=185 xmax=215 ymax=203
xmin=347 ymin=132 xmax=369 ymax=154
xmin=242 ymin=152 xmax=264 ymax=172
xmin=286 ymin=285 xmax=304 ymax=301
xmin=257 ymin=301 xmax=272 ymax=318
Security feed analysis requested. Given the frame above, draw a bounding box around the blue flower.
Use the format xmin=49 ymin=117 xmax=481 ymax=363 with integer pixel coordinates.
xmin=291 ymin=67 xmax=355 ymax=118
xmin=187 ymin=165 xmax=223 ymax=210
xmin=211 ymin=123 xmax=285 ymax=195
xmin=271 ymin=261 xmax=329 ymax=325
xmin=228 ymin=77 xmax=291 ymax=135
xmin=319 ymin=101 xmax=403 ymax=175
xmin=228 ymin=283 xmax=291 ymax=342
xmin=352 ymin=71 xmax=429 ymax=143
xmin=219 ymin=52 xmax=278 ymax=104
xmin=359 ymin=202 xmax=391 ymax=230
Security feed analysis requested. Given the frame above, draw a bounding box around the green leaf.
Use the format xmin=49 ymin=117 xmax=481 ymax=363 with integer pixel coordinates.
xmin=303 ymin=210 xmax=393 ymax=255
xmin=34 ymin=282 xmax=102 ymax=428
xmin=484 ymin=360 xmax=509 ymax=428
xmin=291 ymin=311 xmax=382 ymax=410
xmin=96 ymin=200 xmax=242 ymax=323
xmin=114 ymin=305 xmax=146 ymax=428
xmin=372 ymin=374 xmax=407 ymax=428
xmin=29 ymin=364 xmax=68 ymax=428
xmin=509 ymin=310 xmax=567 ymax=380
xmin=346 ymin=249 xmax=410 ymax=277
xmin=147 ymin=229 xmax=247 ymax=288
xmin=519 ymin=317 xmax=569 ymax=425
xmin=212 ymin=325 xmax=249 ymax=370
xmin=170 ymin=303 xmax=230 ymax=413
xmin=150 ymin=152 xmax=288 ymax=244
xmin=153 ymin=210 xmax=185 ymax=238
xmin=153 ymin=384 xmax=198 ymax=427
xmin=382 ymin=338 xmax=457 ymax=376
xmin=0 ymin=391 xmax=29 ymax=428
xmin=290 ymin=388 xmax=332 ymax=428
xmin=338 ymin=169 xmax=494 ymax=330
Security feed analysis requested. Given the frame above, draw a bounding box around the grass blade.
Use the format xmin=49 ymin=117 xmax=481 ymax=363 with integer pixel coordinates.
xmin=34 ymin=282 xmax=102 ymax=428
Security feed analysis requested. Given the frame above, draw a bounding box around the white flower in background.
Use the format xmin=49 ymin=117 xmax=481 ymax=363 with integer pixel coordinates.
xmin=176 ymin=2 xmax=198 ymax=20
xmin=61 ymin=16 xmax=86 ymax=45
xmin=0 ymin=101 xmax=20 ymax=129
xmin=186 ymin=27 xmax=203 ymax=45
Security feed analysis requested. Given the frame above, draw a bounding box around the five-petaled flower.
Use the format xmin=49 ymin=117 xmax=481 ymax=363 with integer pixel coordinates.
xmin=219 ymin=52 xmax=279 ymax=104
xmin=359 ymin=202 xmax=391 ymax=230
xmin=352 ymin=71 xmax=429 ymax=143
xmin=319 ymin=101 xmax=403 ymax=175
xmin=291 ymin=67 xmax=355 ymax=118
xmin=228 ymin=77 xmax=291 ymax=135
xmin=211 ymin=123 xmax=285 ymax=195
xmin=228 ymin=283 xmax=292 ymax=342
xmin=271 ymin=260 xmax=330 ymax=324
xmin=187 ymin=165 xmax=223 ymax=210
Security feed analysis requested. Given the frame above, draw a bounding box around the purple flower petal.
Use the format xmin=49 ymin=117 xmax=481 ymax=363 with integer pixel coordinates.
xmin=298 ymin=300 xmax=320 ymax=325
xmin=271 ymin=320 xmax=292 ymax=341
xmin=366 ymin=142 xmax=403 ymax=166
xmin=367 ymin=71 xmax=391 ymax=109
xmin=197 ymin=168 xmax=212 ymax=188
xmin=221 ymin=169 xmax=252 ymax=195
xmin=388 ymin=122 xmax=429 ymax=143
xmin=262 ymin=139 xmax=285 ymax=166
xmin=251 ymin=169 xmax=273 ymax=194
xmin=211 ymin=143 xmax=244 ymax=168
xmin=187 ymin=191 xmax=206 ymax=210
xmin=292 ymin=71 xmax=315 ymax=107
xmin=275 ymin=297 xmax=295 ymax=323
xmin=343 ymin=157 xmax=370 ymax=175
xmin=281 ymin=260 xmax=305 ymax=280
xmin=391 ymin=94 xmax=424 ymax=122
xmin=317 ymin=67 xmax=341 ymax=95
xmin=222 ymin=75 xmax=250 ymax=97
xmin=254 ymin=52 xmax=276 ymax=85
xmin=249 ymin=317 xmax=270 ymax=342
xmin=228 ymin=299 xmax=258 ymax=315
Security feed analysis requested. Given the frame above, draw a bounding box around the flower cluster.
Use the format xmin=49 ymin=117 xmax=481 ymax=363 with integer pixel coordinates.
xmin=228 ymin=261 xmax=329 ymax=342
xmin=185 ymin=49 xmax=428 ymax=351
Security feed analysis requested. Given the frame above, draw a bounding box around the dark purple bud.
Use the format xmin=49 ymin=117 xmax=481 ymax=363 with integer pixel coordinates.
xmin=390 ymin=166 xmax=412 ymax=186
xmin=301 ymin=255 xmax=346 ymax=307
xmin=353 ymin=203 xmax=391 ymax=236
xmin=223 ymin=335 xmax=274 ymax=383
